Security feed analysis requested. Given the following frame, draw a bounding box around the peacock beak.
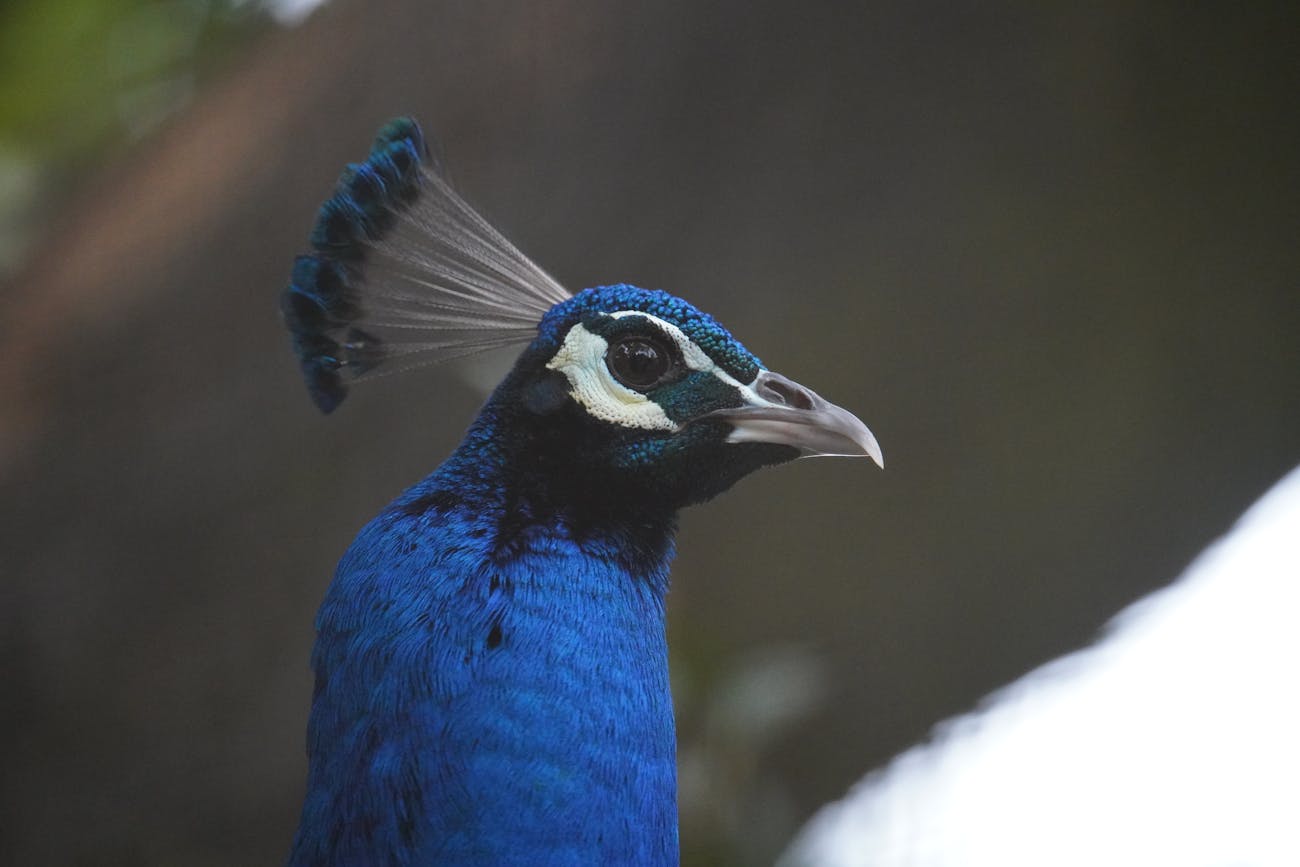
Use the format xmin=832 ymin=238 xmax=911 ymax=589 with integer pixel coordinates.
xmin=704 ymin=370 xmax=884 ymax=466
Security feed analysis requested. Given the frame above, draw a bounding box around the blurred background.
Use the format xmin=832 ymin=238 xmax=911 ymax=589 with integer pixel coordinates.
xmin=1 ymin=1 xmax=1296 ymax=864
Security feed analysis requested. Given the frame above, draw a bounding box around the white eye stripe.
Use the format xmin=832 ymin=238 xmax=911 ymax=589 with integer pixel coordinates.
xmin=545 ymin=311 xmax=755 ymax=431
xmin=609 ymin=313 xmax=762 ymax=398
xmin=608 ymin=311 xmax=714 ymax=374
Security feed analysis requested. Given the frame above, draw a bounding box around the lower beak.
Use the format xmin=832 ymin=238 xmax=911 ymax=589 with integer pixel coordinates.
xmin=704 ymin=370 xmax=884 ymax=467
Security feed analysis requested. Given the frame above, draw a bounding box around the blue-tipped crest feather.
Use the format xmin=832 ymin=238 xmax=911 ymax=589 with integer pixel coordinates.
xmin=280 ymin=117 xmax=569 ymax=413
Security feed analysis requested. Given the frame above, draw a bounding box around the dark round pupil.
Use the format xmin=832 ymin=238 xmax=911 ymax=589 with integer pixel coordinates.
xmin=609 ymin=338 xmax=669 ymax=388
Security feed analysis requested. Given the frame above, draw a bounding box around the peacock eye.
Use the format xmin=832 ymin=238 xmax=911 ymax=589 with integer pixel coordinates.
xmin=606 ymin=336 xmax=674 ymax=391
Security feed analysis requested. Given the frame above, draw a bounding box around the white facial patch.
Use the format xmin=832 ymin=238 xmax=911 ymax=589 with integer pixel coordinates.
xmin=546 ymin=322 xmax=678 ymax=430
xmin=545 ymin=311 xmax=750 ymax=431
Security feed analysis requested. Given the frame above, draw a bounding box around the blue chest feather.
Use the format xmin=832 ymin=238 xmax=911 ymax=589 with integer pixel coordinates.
xmin=289 ymin=435 xmax=680 ymax=866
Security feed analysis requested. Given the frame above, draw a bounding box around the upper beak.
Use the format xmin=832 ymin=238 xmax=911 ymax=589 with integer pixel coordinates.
xmin=704 ymin=370 xmax=883 ymax=467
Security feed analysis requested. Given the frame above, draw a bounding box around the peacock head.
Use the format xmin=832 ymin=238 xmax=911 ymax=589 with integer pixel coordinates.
xmin=281 ymin=118 xmax=881 ymax=511
xmin=487 ymin=284 xmax=880 ymax=509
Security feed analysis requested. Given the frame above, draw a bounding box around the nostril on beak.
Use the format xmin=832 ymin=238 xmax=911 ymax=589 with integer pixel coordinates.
xmin=756 ymin=372 xmax=816 ymax=409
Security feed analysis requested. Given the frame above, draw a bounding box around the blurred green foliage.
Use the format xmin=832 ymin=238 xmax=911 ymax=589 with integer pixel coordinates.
xmin=0 ymin=0 xmax=270 ymax=270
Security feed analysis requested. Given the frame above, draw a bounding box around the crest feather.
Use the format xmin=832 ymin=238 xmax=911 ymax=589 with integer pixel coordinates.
xmin=280 ymin=118 xmax=571 ymax=412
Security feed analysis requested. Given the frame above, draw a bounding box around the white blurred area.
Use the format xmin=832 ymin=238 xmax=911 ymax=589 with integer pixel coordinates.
xmin=783 ymin=465 xmax=1300 ymax=867
xmin=262 ymin=0 xmax=329 ymax=25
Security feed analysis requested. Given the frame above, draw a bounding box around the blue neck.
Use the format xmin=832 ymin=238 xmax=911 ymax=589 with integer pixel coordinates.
xmin=290 ymin=405 xmax=681 ymax=866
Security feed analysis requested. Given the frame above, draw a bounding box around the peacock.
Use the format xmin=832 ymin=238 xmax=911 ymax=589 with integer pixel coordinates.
xmin=279 ymin=118 xmax=883 ymax=866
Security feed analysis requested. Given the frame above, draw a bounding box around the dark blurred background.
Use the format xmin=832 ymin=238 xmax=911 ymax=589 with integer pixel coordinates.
xmin=2 ymin=1 xmax=1297 ymax=864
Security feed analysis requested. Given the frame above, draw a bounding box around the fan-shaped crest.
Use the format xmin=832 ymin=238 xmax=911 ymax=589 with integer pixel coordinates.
xmin=280 ymin=118 xmax=571 ymax=412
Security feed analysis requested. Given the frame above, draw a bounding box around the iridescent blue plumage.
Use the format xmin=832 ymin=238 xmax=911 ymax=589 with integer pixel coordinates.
xmin=282 ymin=120 xmax=881 ymax=866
